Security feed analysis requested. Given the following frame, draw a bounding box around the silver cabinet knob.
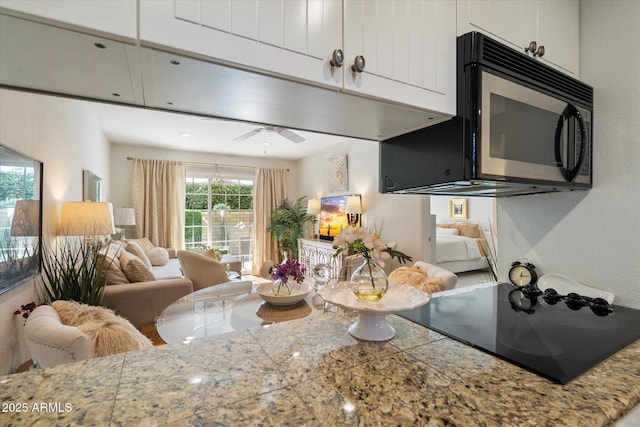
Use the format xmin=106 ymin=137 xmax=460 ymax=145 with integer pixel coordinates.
xmin=351 ymin=55 xmax=365 ymax=73
xmin=330 ymin=49 xmax=344 ymax=68
xmin=525 ymin=41 xmax=537 ymax=55
xmin=535 ymin=45 xmax=545 ymax=58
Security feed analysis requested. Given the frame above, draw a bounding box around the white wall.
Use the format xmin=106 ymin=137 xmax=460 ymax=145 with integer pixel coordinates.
xmin=430 ymin=196 xmax=495 ymax=228
xmin=0 ymin=88 xmax=110 ymax=374
xmin=496 ymin=0 xmax=640 ymax=308
xmin=297 ymin=138 xmax=430 ymax=267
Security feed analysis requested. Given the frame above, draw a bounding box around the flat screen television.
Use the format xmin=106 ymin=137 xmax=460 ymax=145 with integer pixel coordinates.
xmin=319 ymin=195 xmax=360 ymax=241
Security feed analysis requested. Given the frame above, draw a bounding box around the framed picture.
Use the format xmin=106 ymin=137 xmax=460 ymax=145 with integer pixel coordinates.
xmin=450 ymin=198 xmax=468 ymax=219
xmin=318 ymin=195 xmax=360 ymax=241
xmin=83 ymin=170 xmax=102 ymax=202
xmin=326 ymin=154 xmax=348 ymax=193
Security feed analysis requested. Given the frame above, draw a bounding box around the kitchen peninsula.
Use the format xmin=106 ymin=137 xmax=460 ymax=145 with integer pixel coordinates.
xmin=1 ymin=301 xmax=639 ymax=426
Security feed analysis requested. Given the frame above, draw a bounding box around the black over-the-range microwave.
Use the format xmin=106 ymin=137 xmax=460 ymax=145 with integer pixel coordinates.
xmin=380 ymin=32 xmax=593 ymax=197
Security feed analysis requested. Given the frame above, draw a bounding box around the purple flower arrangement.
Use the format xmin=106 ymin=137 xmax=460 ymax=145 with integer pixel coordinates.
xmin=271 ymin=258 xmax=306 ymax=284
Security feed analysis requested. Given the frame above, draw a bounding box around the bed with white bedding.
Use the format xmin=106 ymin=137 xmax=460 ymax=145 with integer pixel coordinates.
xmin=435 ymin=223 xmax=489 ymax=273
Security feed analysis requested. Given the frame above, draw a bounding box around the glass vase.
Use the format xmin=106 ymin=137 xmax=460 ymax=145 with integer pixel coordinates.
xmin=272 ymin=276 xmax=297 ymax=296
xmin=350 ymin=258 xmax=389 ymax=302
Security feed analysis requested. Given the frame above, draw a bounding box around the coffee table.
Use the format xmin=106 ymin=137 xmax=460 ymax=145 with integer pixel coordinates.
xmin=156 ymin=280 xmax=321 ymax=343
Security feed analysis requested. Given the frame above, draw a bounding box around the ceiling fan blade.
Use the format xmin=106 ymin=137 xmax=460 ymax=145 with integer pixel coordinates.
xmin=232 ymin=128 xmax=263 ymax=141
xmin=277 ymin=128 xmax=305 ymax=143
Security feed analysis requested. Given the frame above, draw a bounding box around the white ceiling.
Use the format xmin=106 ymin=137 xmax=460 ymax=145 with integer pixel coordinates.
xmin=84 ymin=101 xmax=363 ymax=159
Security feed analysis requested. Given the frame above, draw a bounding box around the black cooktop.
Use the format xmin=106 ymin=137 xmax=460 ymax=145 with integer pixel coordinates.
xmin=399 ymin=283 xmax=640 ymax=384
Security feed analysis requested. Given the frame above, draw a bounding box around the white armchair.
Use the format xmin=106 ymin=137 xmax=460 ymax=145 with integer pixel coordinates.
xmin=24 ymin=305 xmax=94 ymax=368
xmin=177 ymin=250 xmax=234 ymax=291
xmin=23 ymin=301 xmax=153 ymax=368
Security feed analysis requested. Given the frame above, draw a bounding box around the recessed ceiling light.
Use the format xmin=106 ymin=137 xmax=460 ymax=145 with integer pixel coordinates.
xmin=179 ymin=132 xmax=192 ymax=137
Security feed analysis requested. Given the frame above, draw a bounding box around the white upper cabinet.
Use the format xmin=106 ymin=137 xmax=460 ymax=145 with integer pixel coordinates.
xmin=457 ymin=0 xmax=579 ymax=77
xmin=0 ymin=0 xmax=137 ymax=41
xmin=343 ymin=0 xmax=456 ymax=115
xmin=139 ymin=0 xmax=344 ymax=90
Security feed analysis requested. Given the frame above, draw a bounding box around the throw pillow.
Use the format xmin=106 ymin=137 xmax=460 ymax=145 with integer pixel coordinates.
xmin=120 ymin=251 xmax=156 ymax=283
xmin=389 ymin=266 xmax=444 ymax=293
xmin=147 ymin=247 xmax=169 ymax=266
xmin=77 ymin=320 xmax=153 ymax=357
xmin=126 ymin=241 xmax=152 ymax=269
xmin=125 ymin=237 xmax=155 ymax=254
xmin=52 ymin=300 xmax=119 ymax=325
xmin=97 ymin=241 xmax=129 ymax=285
xmin=202 ymin=249 xmax=219 ymax=260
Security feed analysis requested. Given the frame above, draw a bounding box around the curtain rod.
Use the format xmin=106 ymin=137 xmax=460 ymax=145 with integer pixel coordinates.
xmin=126 ymin=157 xmax=289 ymax=171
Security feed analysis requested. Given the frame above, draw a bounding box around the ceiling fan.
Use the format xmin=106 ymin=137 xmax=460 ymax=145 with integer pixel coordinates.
xmin=232 ymin=126 xmax=305 ymax=143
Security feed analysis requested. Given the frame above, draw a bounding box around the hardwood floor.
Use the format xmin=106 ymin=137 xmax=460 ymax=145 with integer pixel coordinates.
xmin=140 ymin=323 xmax=166 ymax=346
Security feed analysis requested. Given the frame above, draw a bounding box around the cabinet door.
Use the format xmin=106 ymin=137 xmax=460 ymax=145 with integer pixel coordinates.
xmin=458 ymin=0 xmax=579 ymax=77
xmin=342 ymin=0 xmax=456 ymax=115
xmin=139 ymin=0 xmax=342 ymax=89
xmin=537 ymin=0 xmax=579 ymax=76
xmin=0 ymin=0 xmax=137 ymax=41
xmin=457 ymin=0 xmax=536 ymax=53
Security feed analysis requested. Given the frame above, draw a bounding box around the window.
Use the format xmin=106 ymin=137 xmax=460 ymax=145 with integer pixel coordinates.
xmin=185 ymin=165 xmax=254 ymax=271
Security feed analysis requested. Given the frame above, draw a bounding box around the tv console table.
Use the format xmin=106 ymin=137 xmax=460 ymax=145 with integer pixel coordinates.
xmin=298 ymin=238 xmax=344 ymax=281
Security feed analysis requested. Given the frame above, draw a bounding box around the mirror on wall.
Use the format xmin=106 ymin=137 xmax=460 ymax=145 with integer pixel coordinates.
xmin=83 ymin=169 xmax=102 ymax=202
xmin=0 ymin=145 xmax=42 ymax=293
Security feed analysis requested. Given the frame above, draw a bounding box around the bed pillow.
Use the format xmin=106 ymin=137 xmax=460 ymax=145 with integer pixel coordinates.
xmin=436 ymin=227 xmax=459 ymax=235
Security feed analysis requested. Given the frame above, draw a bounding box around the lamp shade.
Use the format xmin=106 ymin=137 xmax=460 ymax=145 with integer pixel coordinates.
xmin=58 ymin=201 xmax=113 ymax=236
xmin=11 ymin=199 xmax=40 ymax=236
xmin=306 ymin=198 xmax=320 ymax=215
xmin=346 ymin=196 xmax=362 ymax=214
xmin=113 ymin=208 xmax=136 ymax=226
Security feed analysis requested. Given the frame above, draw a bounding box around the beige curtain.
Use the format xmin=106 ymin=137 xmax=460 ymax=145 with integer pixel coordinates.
xmin=131 ymin=158 xmax=185 ymax=249
xmin=252 ymin=168 xmax=287 ymax=274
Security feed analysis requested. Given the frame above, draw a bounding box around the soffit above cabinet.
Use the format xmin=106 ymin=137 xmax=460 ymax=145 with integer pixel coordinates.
xmin=0 ymin=14 xmax=144 ymax=105
xmin=139 ymin=48 xmax=449 ymax=141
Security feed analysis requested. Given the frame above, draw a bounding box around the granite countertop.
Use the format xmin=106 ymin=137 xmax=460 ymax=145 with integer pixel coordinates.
xmin=2 ymin=298 xmax=640 ymax=426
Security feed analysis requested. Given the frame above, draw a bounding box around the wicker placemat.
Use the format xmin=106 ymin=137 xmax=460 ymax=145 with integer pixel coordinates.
xmin=256 ymin=300 xmax=312 ymax=324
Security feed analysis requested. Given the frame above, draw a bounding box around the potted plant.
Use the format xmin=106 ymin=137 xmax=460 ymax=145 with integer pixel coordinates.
xmin=38 ymin=236 xmax=115 ymax=306
xmin=267 ymin=196 xmax=315 ymax=260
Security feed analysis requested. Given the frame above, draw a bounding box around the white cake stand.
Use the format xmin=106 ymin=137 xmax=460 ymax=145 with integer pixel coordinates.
xmin=318 ymin=282 xmax=431 ymax=341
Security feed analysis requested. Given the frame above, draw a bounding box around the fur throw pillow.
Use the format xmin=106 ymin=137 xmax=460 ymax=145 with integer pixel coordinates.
xmin=389 ymin=266 xmax=444 ymax=293
xmin=147 ymin=247 xmax=169 ymax=266
xmin=77 ymin=320 xmax=152 ymax=357
xmin=120 ymin=251 xmax=156 ymax=283
xmin=51 ymin=300 xmax=152 ymax=356
xmin=126 ymin=241 xmax=152 ymax=269
xmin=52 ymin=300 xmax=118 ymax=325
